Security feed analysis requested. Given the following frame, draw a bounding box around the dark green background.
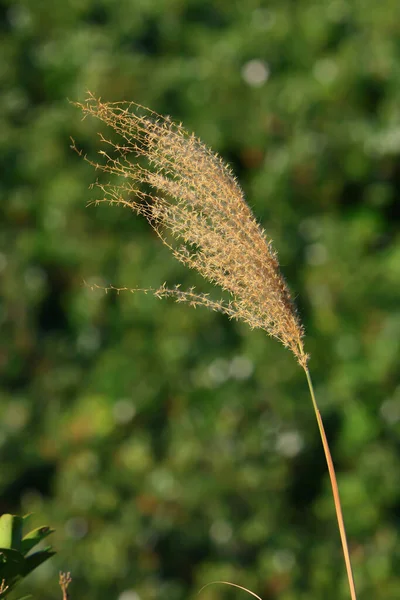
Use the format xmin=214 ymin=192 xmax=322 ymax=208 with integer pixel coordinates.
xmin=1 ymin=0 xmax=399 ymax=598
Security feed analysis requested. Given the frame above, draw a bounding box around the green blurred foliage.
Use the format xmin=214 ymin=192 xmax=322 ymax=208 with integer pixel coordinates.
xmin=1 ymin=0 xmax=399 ymax=599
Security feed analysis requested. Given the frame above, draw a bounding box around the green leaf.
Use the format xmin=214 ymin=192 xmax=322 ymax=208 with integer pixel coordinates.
xmin=0 ymin=515 xmax=13 ymax=550
xmin=20 ymin=527 xmax=55 ymax=557
xmin=0 ymin=518 xmax=55 ymax=597
xmin=23 ymin=549 xmax=56 ymax=578
xmin=0 ymin=548 xmax=26 ymax=593
xmin=0 ymin=515 xmax=23 ymax=551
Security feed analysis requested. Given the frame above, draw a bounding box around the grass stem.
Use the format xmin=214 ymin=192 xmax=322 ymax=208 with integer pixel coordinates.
xmin=303 ymin=366 xmax=357 ymax=600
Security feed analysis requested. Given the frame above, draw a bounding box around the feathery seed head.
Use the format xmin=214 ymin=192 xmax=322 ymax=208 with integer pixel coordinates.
xmin=74 ymin=93 xmax=307 ymax=367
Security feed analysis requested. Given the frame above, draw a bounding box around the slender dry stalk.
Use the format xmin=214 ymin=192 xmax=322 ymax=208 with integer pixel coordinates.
xmin=73 ymin=93 xmax=357 ymax=600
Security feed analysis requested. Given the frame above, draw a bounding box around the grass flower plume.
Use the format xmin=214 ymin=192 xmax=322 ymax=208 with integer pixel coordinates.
xmin=73 ymin=93 xmax=357 ymax=600
xmin=73 ymin=93 xmax=306 ymax=367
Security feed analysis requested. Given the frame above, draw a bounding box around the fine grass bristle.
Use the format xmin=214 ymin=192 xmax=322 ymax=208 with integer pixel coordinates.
xmin=72 ymin=92 xmax=307 ymax=367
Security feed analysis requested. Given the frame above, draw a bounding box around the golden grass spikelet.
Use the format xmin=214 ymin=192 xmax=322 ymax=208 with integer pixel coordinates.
xmin=73 ymin=92 xmax=307 ymax=367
